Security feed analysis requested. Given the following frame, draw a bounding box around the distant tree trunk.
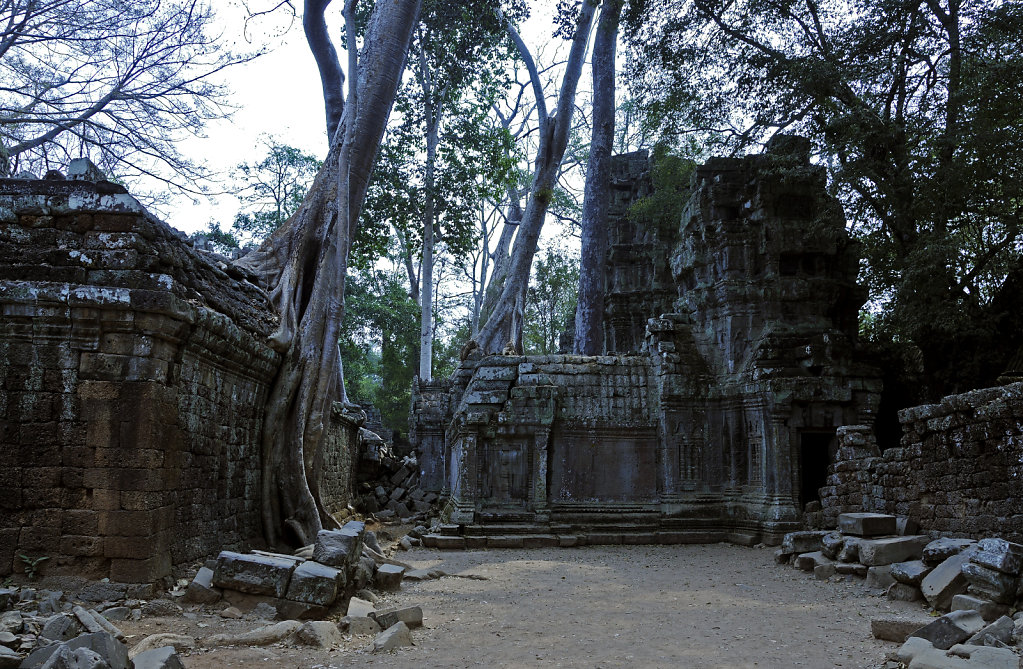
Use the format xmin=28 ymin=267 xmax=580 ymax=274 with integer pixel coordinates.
xmin=473 ymin=2 xmax=598 ymax=354
xmin=478 ymin=189 xmax=521 ymax=329
xmin=574 ymin=0 xmax=622 ymax=355
xmin=417 ymin=45 xmax=442 ymax=382
xmin=303 ymin=0 xmax=345 ymax=142
xmin=236 ymin=0 xmax=420 ymax=548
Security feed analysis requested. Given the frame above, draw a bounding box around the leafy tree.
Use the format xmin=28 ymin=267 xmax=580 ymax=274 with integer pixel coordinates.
xmin=231 ymin=140 xmax=322 ymax=245
xmin=0 ymin=0 xmax=250 ymax=193
xmin=625 ymin=0 xmax=1023 ymax=398
xmin=524 ymin=246 xmax=580 ymax=355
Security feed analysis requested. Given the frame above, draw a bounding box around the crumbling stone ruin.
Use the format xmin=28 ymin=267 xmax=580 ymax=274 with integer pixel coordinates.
xmin=0 ymin=162 xmax=364 ymax=582
xmin=412 ymin=136 xmax=882 ymax=547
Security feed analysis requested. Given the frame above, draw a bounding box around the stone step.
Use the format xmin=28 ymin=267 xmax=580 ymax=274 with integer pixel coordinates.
xmin=838 ymin=512 xmax=898 ymax=537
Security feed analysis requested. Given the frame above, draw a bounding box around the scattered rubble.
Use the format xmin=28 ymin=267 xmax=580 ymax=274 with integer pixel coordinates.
xmin=777 ymin=512 xmax=1023 ymax=667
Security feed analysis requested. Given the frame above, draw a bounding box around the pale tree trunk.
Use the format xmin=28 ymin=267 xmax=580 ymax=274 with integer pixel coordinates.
xmin=477 ymin=190 xmax=520 ymax=330
xmin=417 ymin=45 xmax=441 ymax=382
xmin=394 ymin=227 xmax=420 ymax=303
xmin=303 ymin=0 xmax=344 ymax=142
xmin=473 ymin=1 xmax=598 ymax=354
xmin=574 ymin=0 xmax=622 ymax=355
xmin=236 ymin=0 xmax=420 ymax=548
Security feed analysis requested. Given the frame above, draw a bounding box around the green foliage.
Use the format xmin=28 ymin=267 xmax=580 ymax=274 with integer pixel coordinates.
xmin=340 ymin=270 xmax=420 ymax=434
xmin=189 ymin=220 xmax=239 ymax=255
xmin=18 ymin=554 xmax=48 ymax=580
xmin=231 ymin=139 xmax=321 ymax=246
xmin=628 ymin=144 xmax=695 ymax=238
xmin=524 ymin=246 xmax=580 ymax=355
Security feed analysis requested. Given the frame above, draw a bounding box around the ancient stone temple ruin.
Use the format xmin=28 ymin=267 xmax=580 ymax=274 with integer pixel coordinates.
xmin=413 ymin=137 xmax=882 ymax=546
xmin=0 ymin=164 xmax=362 ymax=581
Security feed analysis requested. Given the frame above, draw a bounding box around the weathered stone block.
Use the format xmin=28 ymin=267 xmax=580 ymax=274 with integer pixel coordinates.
xmin=781 ymin=531 xmax=828 ymax=555
xmin=858 ymin=535 xmax=928 ymax=566
xmin=965 ymin=615 xmax=1014 ymax=646
xmin=971 ymin=538 xmax=1023 ymax=575
xmin=183 ymin=566 xmax=221 ymax=604
xmin=866 ymin=565 xmax=896 ymax=590
xmin=891 ymin=560 xmax=931 ymax=586
xmin=871 ymin=617 xmax=926 ymax=643
xmin=373 ymin=622 xmax=413 ymax=652
xmin=838 ymin=512 xmax=897 ymax=537
xmin=950 ymin=594 xmax=1010 ymax=622
xmin=922 ymin=550 xmax=976 ymax=611
xmin=962 ymin=562 xmax=1018 ymax=605
xmin=312 ymin=523 xmax=364 ymax=570
xmin=284 ymin=561 xmax=342 ymax=607
xmin=374 ymin=564 xmax=405 ymax=592
xmin=212 ymin=551 xmax=296 ymax=598
xmin=910 ymin=610 xmax=985 ymax=650
xmin=372 ymin=606 xmax=423 ymax=630
xmin=923 ymin=538 xmax=976 ymax=567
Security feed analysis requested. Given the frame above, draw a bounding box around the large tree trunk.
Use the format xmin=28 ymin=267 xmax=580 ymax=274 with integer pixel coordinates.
xmin=473 ymin=2 xmax=598 ymax=354
xmin=574 ymin=0 xmax=622 ymax=355
xmin=236 ymin=0 xmax=420 ymax=548
xmin=303 ymin=0 xmax=345 ymax=142
xmin=417 ymin=47 xmax=441 ymax=382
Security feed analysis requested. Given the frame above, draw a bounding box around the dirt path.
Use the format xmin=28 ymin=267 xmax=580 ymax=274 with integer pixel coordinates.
xmin=132 ymin=542 xmax=931 ymax=669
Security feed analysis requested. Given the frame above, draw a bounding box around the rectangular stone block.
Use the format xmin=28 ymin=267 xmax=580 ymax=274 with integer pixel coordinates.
xmin=838 ymin=512 xmax=897 ymax=537
xmin=284 ymin=560 xmax=342 ymax=606
xmin=212 ymin=551 xmax=296 ymax=598
xmin=858 ymin=535 xmax=928 ymax=566
xmin=921 ymin=550 xmax=975 ymax=611
xmin=962 ymin=561 xmax=1018 ymax=604
xmin=972 ymin=538 xmax=1023 ymax=575
xmin=780 ymin=530 xmax=829 ymax=555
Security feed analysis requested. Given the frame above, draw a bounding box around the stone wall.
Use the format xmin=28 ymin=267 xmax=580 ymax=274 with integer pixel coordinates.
xmin=0 ymin=169 xmax=359 ymax=581
xmin=821 ymin=384 xmax=1023 ymax=540
xmin=415 ymin=137 xmax=881 ymax=545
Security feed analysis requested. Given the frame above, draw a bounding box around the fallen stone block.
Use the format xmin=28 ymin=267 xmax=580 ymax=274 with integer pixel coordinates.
xmin=40 ymin=615 xmax=83 ymax=642
xmin=83 ymin=609 xmax=123 ymax=641
xmin=971 ymin=538 xmax=1023 ymax=575
xmin=373 ymin=622 xmax=413 ymax=652
xmin=219 ymin=606 xmax=243 ymax=619
xmin=942 ymin=644 xmax=1019 ymax=669
xmin=965 ymin=615 xmax=1014 ymax=646
xmin=128 ymin=634 xmax=195 ymax=659
xmin=871 ymin=617 xmax=927 ymax=643
xmin=77 ymin=583 xmax=128 ymax=603
xmin=814 ymin=563 xmax=836 ymax=580
xmin=781 ymin=531 xmax=828 ymax=555
xmin=911 ymin=611 xmax=985 ymax=650
xmin=858 ymin=535 xmax=929 ymax=566
xmin=0 ymin=645 xmax=21 ymax=668
xmin=921 ymin=550 xmax=976 ymax=611
xmin=296 ymin=621 xmax=343 ymax=649
xmin=835 ymin=562 xmax=868 ymax=577
xmin=341 ymin=616 xmax=381 ymax=635
xmin=838 ymin=538 xmax=860 ymax=563
xmin=374 ymin=564 xmax=406 ymax=591
xmin=313 ymin=525 xmax=365 ymax=571
xmin=950 ymin=594 xmax=1010 ymax=622
xmin=100 ymin=607 xmax=129 ymax=622
xmin=22 ymin=632 xmax=130 ymax=669
xmin=891 ymin=560 xmax=931 ymax=586
xmin=275 ymin=600 xmax=328 ymax=620
xmin=839 ymin=512 xmax=897 ymax=537
xmin=202 ymin=620 xmax=302 ymax=647
xmin=887 ymin=583 xmax=923 ymax=602
xmin=37 ymin=646 xmax=107 ymax=669
xmin=866 ymin=565 xmax=896 ymax=590
xmin=0 ymin=612 xmax=21 ymax=634
xmin=284 ymin=561 xmax=343 ymax=607
xmin=794 ymin=551 xmax=831 ymax=572
xmin=962 ymin=562 xmax=1017 ymax=604
xmin=894 ymin=636 xmax=934 ymax=664
xmin=246 ymin=602 xmax=279 ymax=620
xmin=346 ymin=596 xmax=375 ymax=618
xmin=896 ymin=517 xmax=920 ymax=536
xmin=821 ymin=531 xmax=844 ymax=560
xmin=372 ymin=606 xmax=423 ymax=630
xmin=131 ymin=646 xmax=185 ymax=669
xmin=140 ymin=599 xmax=182 ymax=618
xmin=923 ymin=538 xmax=976 ymax=567
xmin=212 ymin=551 xmax=297 ymax=598
xmin=183 ymin=567 xmax=221 ymax=605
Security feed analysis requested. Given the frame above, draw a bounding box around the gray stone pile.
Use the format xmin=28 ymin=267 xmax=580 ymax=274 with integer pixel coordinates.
xmin=353 ymin=444 xmax=438 ymax=521
xmin=778 ymin=513 xmax=1023 ymax=668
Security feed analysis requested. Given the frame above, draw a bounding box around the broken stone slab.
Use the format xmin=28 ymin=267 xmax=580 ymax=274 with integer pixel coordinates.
xmin=40 ymin=615 xmax=83 ymax=642
xmin=837 ymin=537 xmax=860 ymax=563
xmin=372 ymin=622 xmax=413 ymax=652
xmin=76 ymin=583 xmax=128 ymax=604
xmin=838 ymin=512 xmax=898 ymax=537
xmin=38 ymin=646 xmax=107 ymax=669
xmin=371 ymin=606 xmax=423 ymax=630
xmin=971 ymin=538 xmax=1023 ymax=575
xmin=128 ymin=634 xmax=195 ymax=658
xmin=897 ymin=637 xmax=1018 ymax=669
xmin=83 ymin=609 xmax=123 ymax=641
xmin=867 ymin=566 xmax=896 ymax=590
xmin=202 ymin=620 xmax=302 ymax=648
xmin=780 ymin=531 xmax=828 ymax=555
xmin=891 ymin=560 xmax=932 ymax=586
xmin=858 ymin=535 xmax=929 ymax=566
xmin=0 ymin=645 xmax=20 ymax=669
xmin=374 ymin=564 xmax=406 ymax=591
xmin=283 ymin=561 xmax=343 ymax=607
xmin=922 ymin=550 xmax=975 ymax=611
xmin=21 ymin=632 xmax=130 ymax=669
xmin=0 ymin=612 xmax=21 ymax=634
xmin=871 ymin=617 xmax=929 ymax=642
xmin=0 ymin=631 xmax=16 ymax=646
xmin=821 ymin=531 xmax=844 ymax=560
xmin=911 ymin=610 xmax=986 ymax=650
xmin=295 ymin=621 xmax=342 ymax=649
xmin=246 ymin=602 xmax=278 ymax=620
xmin=794 ymin=551 xmax=832 ymax=572
xmin=212 ymin=551 xmax=297 ymax=598
xmin=341 ymin=616 xmax=381 ymax=635
xmin=923 ymin=538 xmax=976 ymax=567
xmin=183 ymin=567 xmax=221 ymax=605
xmin=887 ymin=583 xmax=923 ymax=602
xmin=962 ymin=562 xmax=1018 ymax=604
xmin=275 ymin=600 xmax=328 ymax=620
xmin=346 ymin=597 xmax=375 ymax=618
xmin=99 ymin=608 xmax=129 ymax=622
xmin=951 ymin=594 xmax=1011 ymax=622
xmin=965 ymin=615 xmax=1014 ymax=646
xmin=835 ymin=562 xmax=868 ymax=577
xmin=814 ymin=563 xmax=836 ymax=580
xmin=130 ymin=646 xmax=185 ymax=669
xmin=896 ymin=517 xmax=920 ymax=536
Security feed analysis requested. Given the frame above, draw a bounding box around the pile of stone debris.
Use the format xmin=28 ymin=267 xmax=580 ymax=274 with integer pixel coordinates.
xmin=353 ymin=433 xmax=438 ymax=521
xmin=0 ymin=520 xmax=440 ymax=668
xmin=778 ymin=512 xmax=1023 ymax=669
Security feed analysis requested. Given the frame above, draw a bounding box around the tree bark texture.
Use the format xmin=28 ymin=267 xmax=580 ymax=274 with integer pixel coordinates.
xmin=574 ymin=0 xmax=622 ymax=355
xmin=304 ymin=0 xmax=345 ymax=143
xmin=236 ymin=0 xmax=420 ymax=548
xmin=473 ymin=1 xmax=598 ymax=354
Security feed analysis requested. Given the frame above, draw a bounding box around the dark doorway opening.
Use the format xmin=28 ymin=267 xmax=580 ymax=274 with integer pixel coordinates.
xmin=799 ymin=430 xmax=836 ymax=509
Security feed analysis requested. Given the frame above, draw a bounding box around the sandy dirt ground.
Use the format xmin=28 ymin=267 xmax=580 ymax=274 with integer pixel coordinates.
xmin=114 ymin=542 xmax=933 ymax=669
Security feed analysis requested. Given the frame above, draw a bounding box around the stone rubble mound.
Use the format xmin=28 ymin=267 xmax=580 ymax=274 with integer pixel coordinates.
xmin=777 ymin=513 xmax=1023 ymax=668
xmin=352 ymin=437 xmax=438 ymax=522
